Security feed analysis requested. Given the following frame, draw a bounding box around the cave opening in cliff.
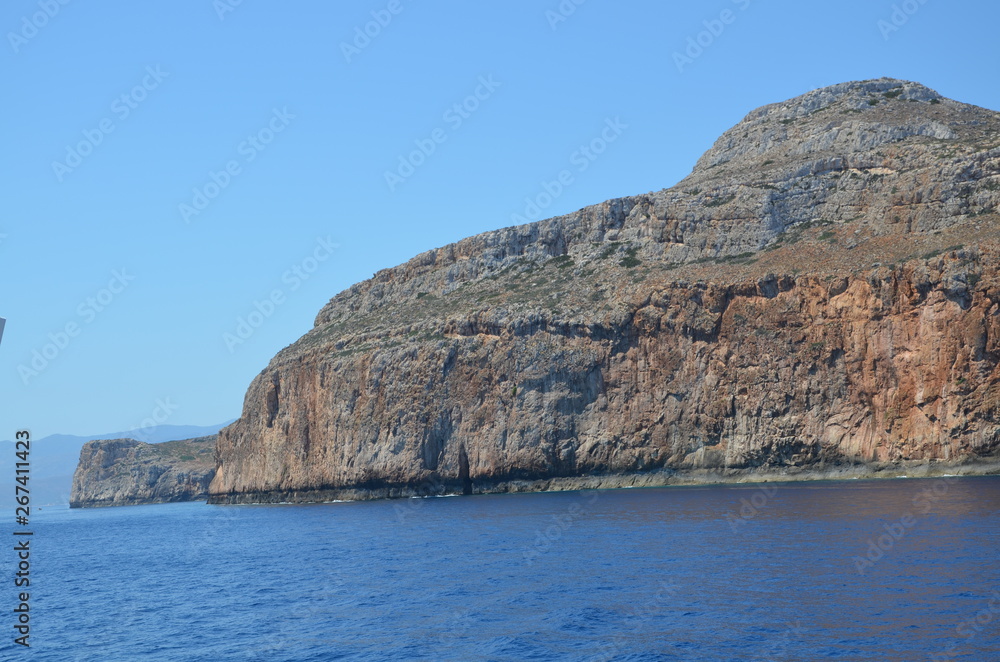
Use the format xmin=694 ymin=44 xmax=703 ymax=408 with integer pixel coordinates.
xmin=458 ymin=444 xmax=472 ymax=495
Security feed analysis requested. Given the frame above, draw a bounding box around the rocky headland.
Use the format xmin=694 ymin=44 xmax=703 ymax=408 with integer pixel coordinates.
xmin=70 ymin=436 xmax=216 ymax=508
xmin=197 ymin=78 xmax=1000 ymax=503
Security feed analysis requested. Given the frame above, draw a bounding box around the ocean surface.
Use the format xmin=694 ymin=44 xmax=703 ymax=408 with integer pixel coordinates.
xmin=15 ymin=476 xmax=1000 ymax=660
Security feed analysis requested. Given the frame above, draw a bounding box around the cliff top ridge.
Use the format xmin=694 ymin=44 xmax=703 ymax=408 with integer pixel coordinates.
xmin=290 ymin=78 xmax=1000 ymax=361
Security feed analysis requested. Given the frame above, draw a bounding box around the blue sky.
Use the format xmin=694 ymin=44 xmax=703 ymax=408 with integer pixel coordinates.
xmin=3 ymin=0 xmax=999 ymax=438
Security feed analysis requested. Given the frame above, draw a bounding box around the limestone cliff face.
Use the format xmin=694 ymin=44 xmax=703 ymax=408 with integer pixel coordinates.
xmin=211 ymin=79 xmax=1000 ymax=503
xmin=71 ymin=436 xmax=216 ymax=508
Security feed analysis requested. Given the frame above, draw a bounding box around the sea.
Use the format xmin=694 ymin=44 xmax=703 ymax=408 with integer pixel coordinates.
xmin=11 ymin=476 xmax=1000 ymax=661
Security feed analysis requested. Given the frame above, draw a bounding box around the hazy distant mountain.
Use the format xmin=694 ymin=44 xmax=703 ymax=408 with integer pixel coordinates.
xmin=0 ymin=421 xmax=234 ymax=506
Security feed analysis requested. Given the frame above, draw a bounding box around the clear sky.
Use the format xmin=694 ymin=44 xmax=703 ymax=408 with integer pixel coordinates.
xmin=3 ymin=0 xmax=999 ymax=438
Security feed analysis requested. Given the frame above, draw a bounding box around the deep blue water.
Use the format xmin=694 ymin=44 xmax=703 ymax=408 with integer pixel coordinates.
xmin=12 ymin=476 xmax=1000 ymax=660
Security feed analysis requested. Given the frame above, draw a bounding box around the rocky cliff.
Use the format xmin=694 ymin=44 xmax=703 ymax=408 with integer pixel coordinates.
xmin=210 ymin=78 xmax=1000 ymax=504
xmin=71 ymin=436 xmax=216 ymax=508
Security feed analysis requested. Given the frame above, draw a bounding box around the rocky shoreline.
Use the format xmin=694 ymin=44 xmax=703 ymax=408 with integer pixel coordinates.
xmin=207 ymin=458 xmax=1000 ymax=504
xmin=70 ymin=79 xmax=1000 ymax=509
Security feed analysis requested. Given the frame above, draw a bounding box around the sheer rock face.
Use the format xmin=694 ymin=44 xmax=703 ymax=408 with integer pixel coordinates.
xmin=210 ymin=78 xmax=1000 ymax=503
xmin=70 ymin=436 xmax=216 ymax=508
